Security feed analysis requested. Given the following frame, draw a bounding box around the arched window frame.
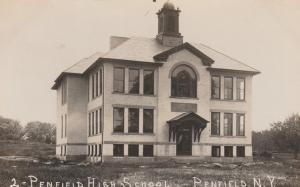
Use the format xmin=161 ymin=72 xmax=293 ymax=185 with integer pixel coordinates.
xmin=170 ymin=64 xmax=198 ymax=98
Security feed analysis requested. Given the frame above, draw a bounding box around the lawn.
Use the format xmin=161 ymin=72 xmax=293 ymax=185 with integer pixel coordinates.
xmin=0 ymin=141 xmax=299 ymax=187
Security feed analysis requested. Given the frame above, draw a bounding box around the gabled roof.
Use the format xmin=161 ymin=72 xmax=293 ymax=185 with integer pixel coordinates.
xmin=167 ymin=112 xmax=209 ymax=126
xmin=51 ymin=52 xmax=104 ymax=90
xmin=153 ymin=42 xmax=214 ymax=65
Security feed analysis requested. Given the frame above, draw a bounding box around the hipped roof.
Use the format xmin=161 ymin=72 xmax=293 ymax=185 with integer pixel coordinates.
xmin=52 ymin=37 xmax=260 ymax=90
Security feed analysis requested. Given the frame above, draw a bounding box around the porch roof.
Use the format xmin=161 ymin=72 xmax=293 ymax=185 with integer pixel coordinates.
xmin=167 ymin=112 xmax=208 ymax=128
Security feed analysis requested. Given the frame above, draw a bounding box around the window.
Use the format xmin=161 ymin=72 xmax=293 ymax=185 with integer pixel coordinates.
xmin=211 ymin=76 xmax=220 ymax=99
xmin=113 ymin=108 xmax=124 ymax=133
xmin=143 ymin=109 xmax=154 ymax=133
xmin=143 ymin=145 xmax=153 ymax=157
xmin=99 ymin=109 xmax=102 ymax=133
xmin=128 ymin=108 xmax=139 ymax=133
xmin=237 ymin=78 xmax=245 ymax=100
xmin=224 ymin=113 xmax=233 ymax=136
xmin=211 ymin=112 xmax=220 ymax=135
xmin=113 ymin=67 xmax=125 ymax=93
xmin=171 ymin=65 xmax=197 ymax=98
xmin=236 ymin=114 xmax=245 ymax=136
xmin=237 ymin=146 xmax=245 ymax=157
xmin=95 ymin=110 xmax=98 ymax=134
xmin=99 ymin=69 xmax=102 ymax=95
xmin=224 ymin=77 xmax=233 ymax=100
xmin=61 ymin=115 xmax=64 ymax=138
xmin=90 ymin=70 xmax=102 ymax=99
xmin=212 ymin=146 xmax=221 ymax=157
xmin=128 ymin=144 xmax=139 ymax=157
xmin=98 ymin=144 xmax=102 ymax=156
xmin=88 ymin=145 xmax=90 ymax=156
xmin=113 ymin=144 xmax=124 ymax=157
xmin=88 ymin=109 xmax=102 ymax=136
xmin=95 ymin=144 xmax=97 ymax=156
xmin=61 ymin=79 xmax=67 ymax=104
xmin=88 ymin=113 xmax=91 ymax=136
xmin=64 ymin=114 xmax=67 ymax=137
xmin=129 ymin=69 xmax=139 ymax=94
xmin=61 ymin=146 xmax=63 ymax=156
xmin=64 ymin=146 xmax=67 ymax=156
xmin=144 ymin=70 xmax=154 ymax=95
xmin=92 ymin=112 xmax=95 ymax=135
xmin=224 ymin=146 xmax=233 ymax=157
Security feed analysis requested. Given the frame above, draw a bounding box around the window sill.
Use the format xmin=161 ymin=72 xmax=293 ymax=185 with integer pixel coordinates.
xmin=112 ymin=92 xmax=156 ymax=97
xmin=210 ymin=98 xmax=246 ymax=102
xmin=169 ymin=96 xmax=199 ymax=100
xmin=112 ymin=133 xmax=155 ymax=136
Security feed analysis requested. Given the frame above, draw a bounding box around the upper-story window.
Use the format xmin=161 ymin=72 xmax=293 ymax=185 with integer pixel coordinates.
xmin=236 ymin=113 xmax=245 ymax=136
xmin=61 ymin=79 xmax=67 ymax=105
xmin=91 ymin=69 xmax=102 ymax=99
xmin=211 ymin=112 xmax=220 ymax=136
xmin=236 ymin=78 xmax=245 ymax=100
xmin=113 ymin=67 xmax=125 ymax=93
xmin=171 ymin=65 xmax=197 ymax=98
xmin=144 ymin=70 xmax=154 ymax=95
xmin=211 ymin=76 xmax=220 ymax=99
xmin=143 ymin=109 xmax=154 ymax=133
xmin=129 ymin=69 xmax=139 ymax=94
xmin=113 ymin=107 xmax=124 ymax=133
xmin=224 ymin=113 xmax=233 ymax=136
xmin=128 ymin=108 xmax=139 ymax=133
xmin=224 ymin=77 xmax=233 ymax=100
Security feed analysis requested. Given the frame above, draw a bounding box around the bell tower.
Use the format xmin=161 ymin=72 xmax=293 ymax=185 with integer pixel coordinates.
xmin=156 ymin=2 xmax=183 ymax=47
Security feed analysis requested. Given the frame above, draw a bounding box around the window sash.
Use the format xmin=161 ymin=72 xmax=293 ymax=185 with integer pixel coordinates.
xmin=224 ymin=146 xmax=233 ymax=157
xmin=128 ymin=144 xmax=139 ymax=157
xmin=113 ymin=108 xmax=124 ymax=132
xmin=211 ymin=112 xmax=220 ymax=135
xmin=129 ymin=69 xmax=140 ymax=94
xmin=113 ymin=144 xmax=124 ymax=157
xmin=237 ymin=146 xmax=245 ymax=157
xmin=128 ymin=108 xmax=139 ymax=133
xmin=211 ymin=76 xmax=220 ymax=99
xmin=212 ymin=146 xmax=221 ymax=157
xmin=224 ymin=77 xmax=233 ymax=100
xmin=236 ymin=114 xmax=245 ymax=136
xmin=143 ymin=145 xmax=154 ymax=157
xmin=224 ymin=113 xmax=233 ymax=136
xmin=113 ymin=68 xmax=125 ymax=93
xmin=236 ymin=78 xmax=245 ymax=100
xmin=144 ymin=70 xmax=154 ymax=95
xmin=143 ymin=109 xmax=154 ymax=133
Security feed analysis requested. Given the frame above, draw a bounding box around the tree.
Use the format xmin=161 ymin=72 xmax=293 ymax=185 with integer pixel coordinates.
xmin=0 ymin=116 xmax=23 ymax=140
xmin=24 ymin=121 xmax=56 ymax=144
xmin=271 ymin=114 xmax=300 ymax=159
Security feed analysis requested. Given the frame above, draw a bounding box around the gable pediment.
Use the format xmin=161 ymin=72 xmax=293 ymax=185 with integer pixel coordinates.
xmin=153 ymin=42 xmax=214 ymax=66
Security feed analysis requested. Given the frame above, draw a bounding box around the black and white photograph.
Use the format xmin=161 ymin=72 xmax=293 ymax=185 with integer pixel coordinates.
xmin=0 ymin=0 xmax=299 ymax=186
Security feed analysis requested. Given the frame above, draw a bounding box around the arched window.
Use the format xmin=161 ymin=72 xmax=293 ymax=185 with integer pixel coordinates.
xmin=171 ymin=65 xmax=197 ymax=98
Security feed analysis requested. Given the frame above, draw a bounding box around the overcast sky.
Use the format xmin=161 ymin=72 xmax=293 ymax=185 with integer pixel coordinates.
xmin=0 ymin=0 xmax=299 ymax=131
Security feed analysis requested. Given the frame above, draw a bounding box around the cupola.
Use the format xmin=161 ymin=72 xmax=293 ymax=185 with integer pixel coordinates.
xmin=156 ymin=1 xmax=183 ymax=47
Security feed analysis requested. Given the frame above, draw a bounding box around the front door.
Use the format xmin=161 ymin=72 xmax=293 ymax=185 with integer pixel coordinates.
xmin=176 ymin=126 xmax=192 ymax=156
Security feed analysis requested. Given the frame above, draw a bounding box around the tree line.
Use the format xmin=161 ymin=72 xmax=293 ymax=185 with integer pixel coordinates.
xmin=252 ymin=113 xmax=300 ymax=159
xmin=0 ymin=116 xmax=56 ymax=144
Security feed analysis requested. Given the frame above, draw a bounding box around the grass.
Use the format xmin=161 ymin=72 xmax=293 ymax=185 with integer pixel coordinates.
xmin=0 ymin=141 xmax=299 ymax=187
